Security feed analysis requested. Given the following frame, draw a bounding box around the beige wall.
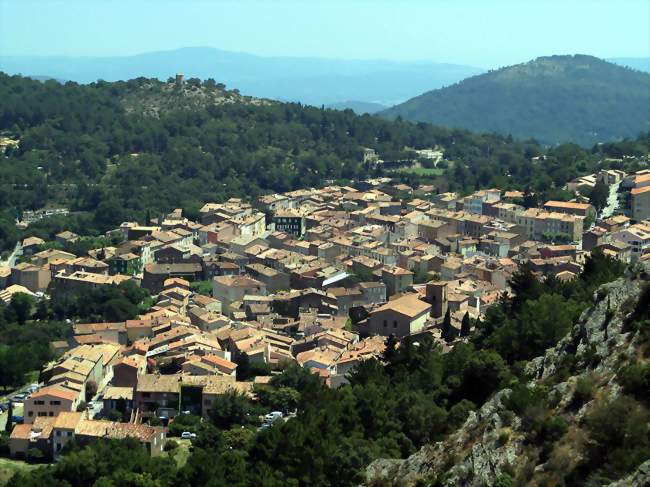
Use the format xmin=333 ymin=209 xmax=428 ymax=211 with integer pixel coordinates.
xmin=368 ymin=309 xmax=428 ymax=337
xmin=53 ymin=427 xmax=76 ymax=457
xmin=9 ymin=437 xmax=29 ymax=458
xmin=24 ymin=395 xmax=76 ymax=424
xmin=632 ymin=191 xmax=650 ymax=221
xmin=12 ymin=267 xmax=51 ymax=293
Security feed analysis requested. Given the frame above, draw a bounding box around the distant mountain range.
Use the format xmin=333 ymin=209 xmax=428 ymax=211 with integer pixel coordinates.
xmin=0 ymin=47 xmax=482 ymax=107
xmin=325 ymin=100 xmax=388 ymax=114
xmin=381 ymin=55 xmax=650 ymax=146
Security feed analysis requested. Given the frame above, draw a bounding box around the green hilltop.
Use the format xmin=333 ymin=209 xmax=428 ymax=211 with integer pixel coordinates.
xmin=382 ymin=54 xmax=650 ymax=146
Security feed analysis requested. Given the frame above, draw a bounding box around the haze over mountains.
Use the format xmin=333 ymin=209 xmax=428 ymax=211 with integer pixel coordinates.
xmin=382 ymin=55 xmax=650 ymax=146
xmin=0 ymin=46 xmax=482 ymax=108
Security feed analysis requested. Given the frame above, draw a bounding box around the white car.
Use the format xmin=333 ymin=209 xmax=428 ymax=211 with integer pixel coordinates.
xmin=180 ymin=432 xmax=196 ymax=439
xmin=264 ymin=411 xmax=283 ymax=423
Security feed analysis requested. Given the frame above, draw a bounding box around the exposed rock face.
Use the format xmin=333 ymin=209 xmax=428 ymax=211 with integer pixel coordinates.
xmin=526 ymin=265 xmax=647 ymax=382
xmin=120 ymin=81 xmax=273 ymax=118
xmin=365 ymin=263 xmax=649 ymax=487
xmin=605 ymin=460 xmax=650 ymax=487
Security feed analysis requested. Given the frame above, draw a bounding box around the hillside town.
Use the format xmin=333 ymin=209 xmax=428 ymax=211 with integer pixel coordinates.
xmin=1 ymin=163 xmax=649 ymax=462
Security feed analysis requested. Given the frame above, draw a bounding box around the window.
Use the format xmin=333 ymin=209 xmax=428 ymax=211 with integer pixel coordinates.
xmin=28 ymin=411 xmax=33 ymax=417
xmin=383 ymin=319 xmax=387 ymax=327
xmin=49 ymin=412 xmax=54 ymax=416
xmin=142 ymin=392 xmax=150 ymax=398
xmin=56 ymin=431 xmax=61 ymax=437
xmin=38 ymin=412 xmax=47 ymax=417
xmin=34 ymin=400 xmax=45 ymax=405
xmin=393 ymin=320 xmax=398 ymax=328
xmin=50 ymin=400 xmax=61 ymax=406
xmin=67 ymin=432 xmax=73 ymax=437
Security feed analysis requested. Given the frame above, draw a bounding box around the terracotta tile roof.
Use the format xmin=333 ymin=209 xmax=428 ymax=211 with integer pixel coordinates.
xmin=136 ymin=374 xmax=183 ymax=393
xmin=382 ymin=265 xmax=413 ymax=276
xmin=201 ymin=354 xmax=237 ymax=372
xmin=544 ymin=200 xmax=593 ymax=210
xmin=631 ymin=186 xmax=650 ymax=195
xmin=53 ymin=411 xmax=83 ymax=430
xmin=75 ymin=419 xmax=162 ymax=442
xmin=30 ymin=385 xmax=79 ymax=402
xmin=10 ymin=424 xmax=33 ymax=440
xmin=296 ymin=347 xmax=341 ymax=367
xmin=103 ymin=386 xmax=134 ymax=401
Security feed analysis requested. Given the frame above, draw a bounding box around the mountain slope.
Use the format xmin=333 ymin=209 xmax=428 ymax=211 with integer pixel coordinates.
xmin=608 ymin=57 xmax=650 ymax=73
xmin=367 ymin=262 xmax=650 ymax=486
xmin=0 ymin=47 xmax=482 ymax=107
xmin=382 ymin=55 xmax=650 ymax=146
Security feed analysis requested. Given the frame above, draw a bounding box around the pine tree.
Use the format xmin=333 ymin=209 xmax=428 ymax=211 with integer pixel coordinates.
xmin=460 ymin=311 xmax=471 ymax=337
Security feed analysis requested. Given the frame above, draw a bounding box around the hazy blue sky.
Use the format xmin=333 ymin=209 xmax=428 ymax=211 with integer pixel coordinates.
xmin=1 ymin=0 xmax=648 ymax=67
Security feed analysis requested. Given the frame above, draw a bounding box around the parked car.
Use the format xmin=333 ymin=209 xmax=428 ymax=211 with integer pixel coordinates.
xmin=180 ymin=431 xmax=197 ymax=439
xmin=263 ymin=411 xmax=283 ymax=423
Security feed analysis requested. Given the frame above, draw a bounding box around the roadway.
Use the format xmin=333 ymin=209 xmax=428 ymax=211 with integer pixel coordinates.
xmin=0 ymin=381 xmax=39 ymax=430
xmin=599 ymin=181 xmax=621 ymax=220
xmin=0 ymin=242 xmax=22 ymax=268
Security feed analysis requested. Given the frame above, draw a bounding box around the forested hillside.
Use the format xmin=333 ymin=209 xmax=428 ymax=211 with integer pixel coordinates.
xmin=1 ymin=72 xmax=649 ymax=255
xmin=382 ymin=55 xmax=650 ymax=146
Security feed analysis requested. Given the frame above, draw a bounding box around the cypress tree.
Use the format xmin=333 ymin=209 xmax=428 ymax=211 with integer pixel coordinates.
xmin=442 ymin=308 xmax=455 ymax=342
xmin=460 ymin=311 xmax=471 ymax=337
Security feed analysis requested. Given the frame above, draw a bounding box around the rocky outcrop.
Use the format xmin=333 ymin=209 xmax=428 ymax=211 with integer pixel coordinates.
xmin=605 ymin=460 xmax=650 ymax=487
xmin=120 ymin=81 xmax=273 ymax=118
xmin=366 ymin=389 xmax=523 ymax=486
xmin=526 ymin=265 xmax=648 ymax=382
xmin=365 ymin=262 xmax=649 ymax=487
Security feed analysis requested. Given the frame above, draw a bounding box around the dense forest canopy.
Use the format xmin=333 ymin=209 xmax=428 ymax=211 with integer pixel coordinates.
xmin=1 ymin=72 xmax=649 ymax=253
xmin=382 ymin=55 xmax=650 ymax=146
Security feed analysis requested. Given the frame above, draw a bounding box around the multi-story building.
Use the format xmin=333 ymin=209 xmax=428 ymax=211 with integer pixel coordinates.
xmin=631 ymin=186 xmax=650 ymax=222
xmin=273 ymin=210 xmax=306 ymax=237
xmin=543 ymin=200 xmax=596 ymax=221
xmin=108 ymin=253 xmax=142 ymax=276
xmin=381 ymin=266 xmax=413 ymax=296
xmin=611 ymin=222 xmax=650 ymax=260
xmin=517 ymin=209 xmax=584 ymax=242
xmin=366 ymin=293 xmax=432 ymax=337
xmin=23 ymin=386 xmax=80 ymax=424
